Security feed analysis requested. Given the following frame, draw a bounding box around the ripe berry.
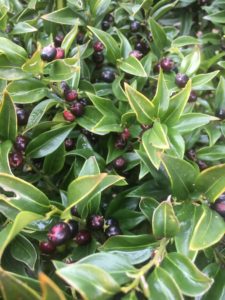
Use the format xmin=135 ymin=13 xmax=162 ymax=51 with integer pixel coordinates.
xmin=64 ymin=89 xmax=78 ymax=102
xmin=55 ymin=47 xmax=65 ymax=59
xmin=92 ymin=52 xmax=104 ymax=64
xmin=101 ymin=69 xmax=115 ymax=83
xmin=67 ymin=220 xmax=79 ymax=238
xmin=105 ymin=14 xmax=114 ymax=23
xmin=75 ymin=230 xmax=92 ymax=245
xmin=54 ymin=34 xmax=64 ymax=47
xmin=87 ymin=215 xmax=104 ymax=230
xmin=153 ymin=63 xmax=161 ymax=73
xmin=76 ymin=32 xmax=85 ymax=44
xmin=15 ymin=135 xmax=28 ymax=152
xmin=115 ymin=137 xmax=126 ymax=150
xmin=39 ymin=240 xmax=56 ymax=254
xmin=129 ymin=50 xmax=143 ymax=60
xmin=79 ymin=98 xmax=89 ymax=106
xmin=63 ymin=111 xmax=75 ymax=122
xmin=186 ymin=149 xmax=196 ymax=161
xmin=61 ymin=81 xmax=70 ymax=92
xmin=70 ymin=102 xmax=85 ymax=117
xmin=64 ymin=138 xmax=75 ymax=151
xmin=113 ymin=157 xmax=126 ymax=170
xmin=47 ymin=222 xmax=71 ymax=246
xmin=130 ymin=20 xmax=140 ymax=32
xmin=16 ymin=108 xmax=28 ymax=126
xmin=215 ymin=109 xmax=225 ymax=120
xmin=135 ymin=41 xmax=149 ymax=54
xmin=175 ymin=73 xmax=189 ymax=88
xmin=160 ymin=58 xmax=174 ymax=72
xmin=197 ymin=160 xmax=208 ymax=171
xmin=93 ymin=41 xmax=104 ymax=52
xmin=188 ymin=91 xmax=198 ymax=102
xmin=105 ymin=218 xmax=119 ymax=227
xmin=105 ymin=225 xmax=121 ymax=237
xmin=41 ymin=46 xmax=57 ymax=62
xmin=9 ymin=151 xmax=23 ymax=168
xmin=211 ymin=197 xmax=225 ymax=218
xmin=101 ymin=20 xmax=110 ymax=31
xmin=70 ymin=205 xmax=80 ymax=217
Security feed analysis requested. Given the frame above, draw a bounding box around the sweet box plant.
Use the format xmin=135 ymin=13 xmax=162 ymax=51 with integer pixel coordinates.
xmin=1 ymin=0 xmax=225 ymax=299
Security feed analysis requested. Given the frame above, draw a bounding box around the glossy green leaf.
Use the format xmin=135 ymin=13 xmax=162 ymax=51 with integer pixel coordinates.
xmin=61 ymin=23 xmax=79 ymax=56
xmin=22 ymin=44 xmax=44 ymax=75
xmin=43 ymin=144 xmax=65 ymax=176
xmin=139 ymin=197 xmax=159 ymax=222
xmin=142 ymin=132 xmax=163 ymax=169
xmin=191 ymin=71 xmax=219 ymax=89
xmin=11 ymin=22 xmax=37 ymax=35
xmin=149 ymin=18 xmax=170 ymax=53
xmin=204 ymin=10 xmax=225 ymax=24
xmin=180 ymin=46 xmax=201 ymax=76
xmin=202 ymin=266 xmax=225 ymax=300
xmin=152 ymin=69 xmax=169 ymax=117
xmin=118 ymin=56 xmax=147 ymax=77
xmin=196 ymin=145 xmax=225 ymax=161
xmin=0 ymin=140 xmax=12 ymax=174
xmin=148 ymin=121 xmax=169 ymax=149
xmin=161 ymin=252 xmax=213 ymax=296
xmin=152 ymin=200 xmax=180 ymax=239
xmin=171 ymin=36 xmax=199 ymax=47
xmin=46 ymin=58 xmax=79 ymax=82
xmin=88 ymin=0 xmax=111 ymax=18
xmin=215 ymin=76 xmax=225 ymax=111
xmin=0 ymin=37 xmax=27 ymax=65
xmin=42 ymin=7 xmax=80 ymax=25
xmin=39 ymin=272 xmax=67 ymax=300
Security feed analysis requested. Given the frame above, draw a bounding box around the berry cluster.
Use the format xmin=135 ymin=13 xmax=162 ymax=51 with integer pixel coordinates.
xmin=40 ymin=34 xmax=65 ymax=62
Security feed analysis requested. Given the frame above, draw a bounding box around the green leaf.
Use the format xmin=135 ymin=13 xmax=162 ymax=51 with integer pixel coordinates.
xmin=46 ymin=58 xmax=79 ymax=82
xmin=139 ymin=197 xmax=159 ymax=222
xmin=149 ymin=18 xmax=170 ymax=54
xmin=56 ymin=264 xmax=120 ymax=300
xmin=180 ymin=46 xmax=201 ymax=76
xmin=0 ymin=140 xmax=12 ymax=174
xmin=7 ymin=78 xmax=48 ymax=103
xmin=196 ymin=145 xmax=225 ymax=161
xmin=43 ymin=144 xmax=65 ymax=176
xmin=61 ymin=23 xmax=79 ymax=56
xmin=22 ymin=44 xmax=44 ymax=75
xmin=42 ymin=7 xmax=81 ymax=25
xmin=161 ymin=154 xmax=199 ymax=199
xmin=39 ymin=272 xmax=67 ymax=300
xmin=0 ymin=173 xmax=50 ymax=213
xmin=88 ymin=0 xmax=111 ymax=18
xmin=26 ymin=124 xmax=74 ymax=158
xmin=171 ymin=36 xmax=199 ymax=47
xmin=195 ymin=164 xmax=225 ymax=202
xmin=190 ymin=205 xmax=225 ymax=250
xmin=191 ymin=71 xmax=219 ymax=89
xmin=152 ymin=200 xmax=180 ymax=239
xmin=148 ymin=121 xmax=170 ymax=149
xmin=167 ymin=129 xmax=185 ymax=158
xmin=142 ymin=132 xmax=163 ymax=169
xmin=124 ymin=83 xmax=155 ymax=124
xmin=161 ymin=252 xmax=213 ymax=296
xmin=152 ymin=69 xmax=169 ymax=117
xmin=10 ymin=235 xmax=37 ymax=270
xmin=204 ymin=10 xmax=225 ymax=24
xmin=11 ymin=22 xmax=37 ymax=35
xmin=147 ymin=267 xmax=183 ymax=300
xmin=215 ymin=76 xmax=225 ymax=111
xmin=0 ymin=37 xmax=27 ymax=65
xmin=88 ymin=26 xmax=120 ymax=64
xmin=118 ymin=56 xmax=147 ymax=77
xmin=202 ymin=266 xmax=225 ymax=300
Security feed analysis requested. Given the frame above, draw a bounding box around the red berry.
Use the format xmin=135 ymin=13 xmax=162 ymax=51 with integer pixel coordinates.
xmin=129 ymin=50 xmax=143 ymax=60
xmin=70 ymin=102 xmax=85 ymax=117
xmin=121 ymin=128 xmax=130 ymax=141
xmin=55 ymin=47 xmax=65 ymax=59
xmin=93 ymin=41 xmax=104 ymax=52
xmin=41 ymin=46 xmax=57 ymax=62
xmin=47 ymin=222 xmax=71 ymax=246
xmin=9 ymin=152 xmax=23 ymax=168
xmin=15 ymin=135 xmax=28 ymax=152
xmin=63 ymin=111 xmax=75 ymax=122
xmin=39 ymin=240 xmax=56 ymax=254
xmin=64 ymin=90 xmax=78 ymax=102
xmin=87 ymin=215 xmax=104 ymax=230
xmin=160 ymin=58 xmax=174 ymax=72
xmin=75 ymin=230 xmax=92 ymax=245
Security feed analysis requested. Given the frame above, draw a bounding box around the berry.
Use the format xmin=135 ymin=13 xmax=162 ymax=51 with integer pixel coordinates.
xmin=101 ymin=69 xmax=115 ymax=83
xmin=54 ymin=34 xmax=64 ymax=47
xmin=197 ymin=160 xmax=208 ymax=171
xmin=39 ymin=240 xmax=56 ymax=254
xmin=188 ymin=91 xmax=198 ymax=102
xmin=93 ymin=41 xmax=104 ymax=52
xmin=87 ymin=215 xmax=104 ymax=230
xmin=105 ymin=14 xmax=114 ymax=23
xmin=160 ymin=58 xmax=174 ymax=72
xmin=113 ymin=157 xmax=126 ymax=170
xmin=129 ymin=50 xmax=143 ymax=60
xmin=16 ymin=108 xmax=28 ymax=126
xmin=215 ymin=109 xmax=225 ymax=120
xmin=61 ymin=81 xmax=70 ymax=92
xmin=9 ymin=151 xmax=23 ymax=168
xmin=41 ymin=46 xmax=56 ymax=62
xmin=101 ymin=20 xmax=110 ymax=31
xmin=153 ymin=63 xmax=161 ymax=73
xmin=55 ymin=47 xmax=65 ymax=59
xmin=70 ymin=205 xmax=80 ymax=217
xmin=175 ymin=73 xmax=189 ymax=88
xmin=211 ymin=197 xmax=225 ymax=218
xmin=92 ymin=52 xmax=104 ymax=64
xmin=70 ymin=102 xmax=85 ymax=117
xmin=67 ymin=220 xmax=79 ymax=238
xmin=135 ymin=41 xmax=149 ymax=54
xmin=75 ymin=230 xmax=92 ymax=245
xmin=105 ymin=218 xmax=119 ymax=227
xmin=130 ymin=20 xmax=140 ymax=32
xmin=47 ymin=222 xmax=71 ymax=246
xmin=121 ymin=128 xmax=130 ymax=141
xmin=186 ymin=149 xmax=196 ymax=161
xmin=115 ymin=137 xmax=127 ymax=150
xmin=64 ymin=89 xmax=78 ymax=102
xmin=15 ymin=135 xmax=28 ymax=152
xmin=105 ymin=225 xmax=121 ymax=237
xmin=64 ymin=138 xmax=75 ymax=151
xmin=76 ymin=32 xmax=85 ymax=44
xmin=79 ymin=98 xmax=89 ymax=106
xmin=63 ymin=111 xmax=75 ymax=122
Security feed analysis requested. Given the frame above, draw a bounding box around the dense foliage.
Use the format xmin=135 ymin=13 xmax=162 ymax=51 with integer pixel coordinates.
xmin=1 ymin=0 xmax=225 ymax=299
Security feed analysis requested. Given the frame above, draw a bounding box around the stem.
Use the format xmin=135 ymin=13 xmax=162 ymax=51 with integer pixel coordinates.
xmin=56 ymin=0 xmax=65 ymax=10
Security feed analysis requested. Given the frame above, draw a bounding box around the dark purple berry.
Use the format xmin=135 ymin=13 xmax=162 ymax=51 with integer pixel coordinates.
xmin=93 ymin=41 xmax=104 ymax=52
xmin=215 ymin=109 xmax=225 ymax=120
xmin=105 ymin=14 xmax=114 ymax=23
xmin=41 ymin=46 xmax=57 ymax=62
xmin=160 ymin=58 xmax=174 ymax=72
xmin=16 ymin=108 xmax=28 ymax=126
xmin=186 ymin=149 xmax=196 ymax=161
xmin=79 ymin=98 xmax=89 ymax=106
xmin=153 ymin=63 xmax=161 ymax=73
xmin=75 ymin=230 xmax=92 ymax=245
xmin=87 ymin=215 xmax=104 ymax=230
xmin=105 ymin=225 xmax=121 ymax=237
xmin=101 ymin=70 xmax=115 ymax=83
xmin=70 ymin=102 xmax=85 ymax=117
xmin=113 ymin=157 xmax=126 ymax=170
xmin=197 ymin=160 xmax=208 ymax=171
xmin=9 ymin=152 xmax=23 ymax=168
xmin=175 ymin=73 xmax=189 ymax=88
xmin=15 ymin=135 xmax=28 ymax=152
xmin=55 ymin=47 xmax=65 ymax=59
xmin=188 ymin=91 xmax=198 ymax=102
xmin=130 ymin=20 xmax=140 ymax=32
xmin=54 ymin=34 xmax=64 ymax=47
xmin=64 ymin=138 xmax=75 ymax=151
xmin=64 ymin=89 xmax=78 ymax=102
xmin=92 ymin=52 xmax=104 ymax=64
xmin=70 ymin=205 xmax=80 ymax=217
xmin=105 ymin=218 xmax=119 ymax=227
xmin=121 ymin=128 xmax=130 ymax=141
xmin=76 ymin=32 xmax=85 ymax=44
xmin=63 ymin=111 xmax=75 ymax=122
xmin=129 ymin=50 xmax=143 ymax=60
xmin=47 ymin=222 xmax=71 ymax=246
xmin=101 ymin=20 xmax=110 ymax=31
xmin=39 ymin=240 xmax=56 ymax=254
xmin=67 ymin=220 xmax=79 ymax=238
xmin=211 ymin=197 xmax=225 ymax=218
xmin=135 ymin=41 xmax=149 ymax=54
xmin=61 ymin=81 xmax=70 ymax=92
xmin=115 ymin=137 xmax=127 ymax=150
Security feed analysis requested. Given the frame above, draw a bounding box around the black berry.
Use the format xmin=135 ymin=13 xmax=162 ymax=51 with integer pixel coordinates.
xmin=129 ymin=50 xmax=143 ymax=60
xmin=101 ymin=20 xmax=110 ymax=31
xmin=79 ymin=98 xmax=89 ymax=106
xmin=54 ymin=34 xmax=64 ymax=47
xmin=93 ymin=41 xmax=104 ymax=52
xmin=105 ymin=14 xmax=114 ymax=23
xmin=113 ymin=157 xmax=126 ymax=170
xmin=160 ymin=58 xmax=174 ymax=72
xmin=9 ymin=152 xmax=23 ymax=168
xmin=55 ymin=47 xmax=65 ymax=59
xmin=70 ymin=102 xmax=85 ymax=117
xmin=211 ymin=197 xmax=225 ymax=218
xmin=105 ymin=225 xmax=121 ymax=237
xmin=101 ymin=69 xmax=115 ymax=83
xmin=70 ymin=205 xmax=80 ymax=217
xmin=16 ymin=108 xmax=28 ymax=126
xmin=130 ymin=20 xmax=140 ymax=32
xmin=115 ymin=137 xmax=127 ymax=150
xmin=63 ymin=111 xmax=75 ymax=122
xmin=175 ymin=73 xmax=189 ymax=88
xmin=105 ymin=218 xmax=119 ymax=227
xmin=15 ymin=135 xmax=28 ymax=152
xmin=64 ymin=138 xmax=75 ymax=151
xmin=188 ymin=91 xmax=198 ymax=102
xmin=153 ymin=63 xmax=161 ymax=73
xmin=75 ymin=230 xmax=92 ymax=245
xmin=41 ymin=46 xmax=56 ymax=62
xmin=92 ymin=52 xmax=104 ymax=64
xmin=186 ymin=149 xmax=196 ymax=161
xmin=135 ymin=41 xmax=149 ymax=54
xmin=67 ymin=220 xmax=79 ymax=238
xmin=47 ymin=222 xmax=71 ymax=246
xmin=215 ymin=109 xmax=225 ymax=120
xmin=64 ymin=89 xmax=78 ymax=102
xmin=87 ymin=215 xmax=104 ymax=230
xmin=39 ymin=240 xmax=56 ymax=254
xmin=76 ymin=32 xmax=85 ymax=44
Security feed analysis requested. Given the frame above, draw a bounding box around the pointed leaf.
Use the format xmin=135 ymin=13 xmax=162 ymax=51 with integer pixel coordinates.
xmin=152 ymin=69 xmax=169 ymax=117
xmin=118 ymin=56 xmax=147 ymax=77
xmin=0 ymin=140 xmax=12 ymax=174
xmin=180 ymin=46 xmax=201 ymax=76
